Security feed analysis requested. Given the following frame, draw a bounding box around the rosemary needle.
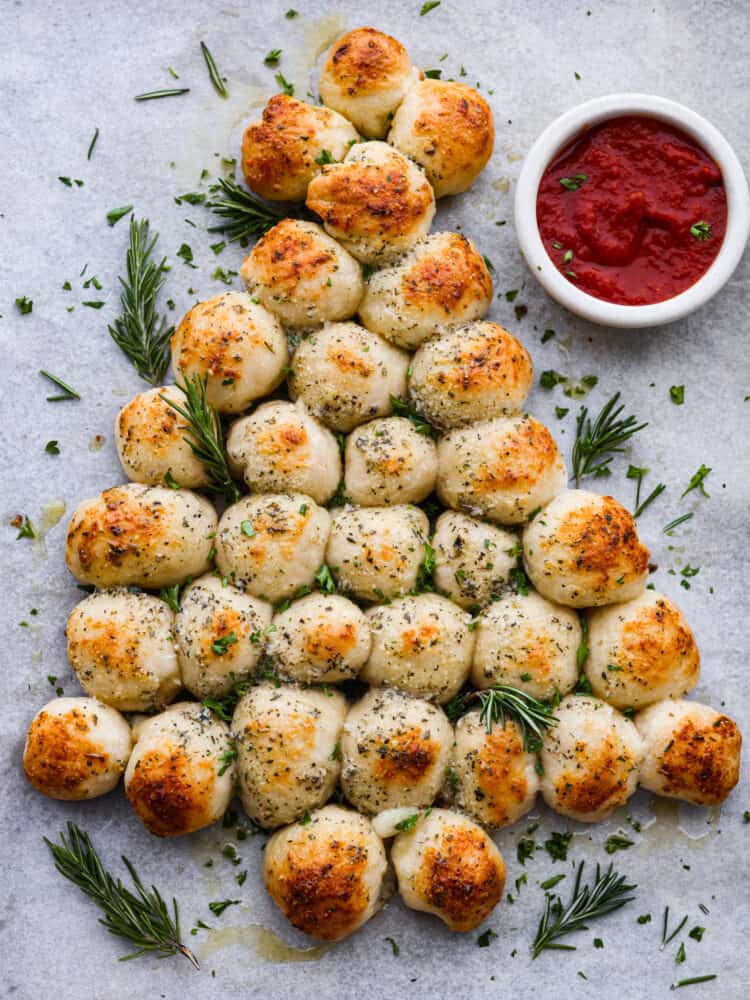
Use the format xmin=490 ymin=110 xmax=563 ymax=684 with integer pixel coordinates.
xmin=161 ymin=374 xmax=241 ymax=503
xmin=206 ymin=177 xmax=288 ymax=242
xmin=87 ymin=127 xmax=99 ymax=160
xmin=40 ymin=369 xmax=80 ymax=401
xmin=571 ymin=392 xmax=648 ymax=486
xmin=108 ymin=217 xmax=173 ymax=385
xmin=201 ymin=41 xmax=228 ymax=97
xmin=45 ymin=822 xmax=198 ymax=968
xmin=134 ymin=88 xmax=190 ymax=101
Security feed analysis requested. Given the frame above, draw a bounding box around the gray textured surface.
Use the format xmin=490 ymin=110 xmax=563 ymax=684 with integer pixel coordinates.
xmin=2 ymin=1 xmax=749 ymax=997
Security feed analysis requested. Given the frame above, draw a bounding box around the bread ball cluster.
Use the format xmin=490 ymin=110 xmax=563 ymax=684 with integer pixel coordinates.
xmin=23 ymin=23 xmax=741 ymax=954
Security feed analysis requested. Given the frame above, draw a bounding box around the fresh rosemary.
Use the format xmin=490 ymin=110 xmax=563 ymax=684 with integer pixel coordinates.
xmin=134 ymin=88 xmax=190 ymax=101
xmin=200 ymin=41 xmax=228 ymax=98
xmin=40 ymin=370 xmax=80 ymax=401
xmin=206 ymin=178 xmax=288 ymax=242
xmin=161 ymin=374 xmax=241 ymax=503
xmin=532 ymin=861 xmax=636 ymax=958
xmin=469 ymin=685 xmax=558 ymax=752
xmin=45 ymin=823 xmax=198 ymax=968
xmin=571 ymin=392 xmax=648 ymax=485
xmin=108 ymin=218 xmax=173 ymax=384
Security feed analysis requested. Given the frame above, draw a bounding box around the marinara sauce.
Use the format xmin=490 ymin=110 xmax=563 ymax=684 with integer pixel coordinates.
xmin=536 ymin=115 xmax=727 ymax=305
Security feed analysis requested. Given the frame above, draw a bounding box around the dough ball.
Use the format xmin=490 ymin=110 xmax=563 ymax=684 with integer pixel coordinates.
xmin=232 ymin=683 xmax=346 ymax=828
xmin=341 ymin=687 xmax=453 ymax=813
xmin=125 ymin=702 xmax=234 ymax=837
xmin=115 ymin=384 xmax=209 ymax=488
xmin=227 ymin=400 xmax=342 ymax=504
xmin=410 ymin=322 xmax=533 ymax=429
xmin=319 ymin=27 xmax=420 ymax=138
xmin=241 ymin=94 xmax=359 ymax=201
xmin=636 ymin=699 xmax=741 ymax=806
xmin=450 ymin=710 xmax=539 ymax=829
xmin=240 ymin=219 xmax=364 ymax=328
xmin=437 ymin=415 xmax=566 ymax=524
xmin=65 ymin=483 xmax=217 ymax=589
xmin=362 ymin=594 xmax=475 ymax=703
xmin=585 ymin=590 xmax=700 ymax=710
xmin=432 ymin=511 xmax=518 ymax=610
xmin=471 ymin=592 xmax=581 ymax=700
xmin=358 ymin=232 xmax=493 ymax=350
xmin=268 ymin=592 xmax=371 ymax=683
xmin=175 ymin=574 xmax=273 ymax=699
xmin=23 ymin=697 xmax=132 ymax=801
xmin=388 ymin=80 xmax=494 ymax=197
xmin=391 ymin=808 xmax=505 ymax=932
xmin=344 ymin=416 xmax=438 ymax=505
xmin=290 ymin=321 xmax=409 ymax=433
xmin=326 ymin=504 xmax=429 ymax=601
xmin=523 ymin=489 xmax=650 ymax=607
xmin=215 ymin=493 xmax=330 ymax=603
xmin=539 ymin=695 xmax=644 ymax=822
xmin=66 ymin=589 xmax=181 ymax=711
xmin=264 ymin=805 xmax=388 ymax=941
xmin=306 ymin=141 xmax=435 ymax=264
xmin=171 ymin=292 xmax=287 ymax=413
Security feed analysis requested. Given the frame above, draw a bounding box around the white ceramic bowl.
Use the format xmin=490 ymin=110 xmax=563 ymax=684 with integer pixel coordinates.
xmin=514 ymin=94 xmax=750 ymax=328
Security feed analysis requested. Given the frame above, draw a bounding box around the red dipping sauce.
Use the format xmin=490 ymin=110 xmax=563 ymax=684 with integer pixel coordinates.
xmin=536 ymin=115 xmax=727 ymax=305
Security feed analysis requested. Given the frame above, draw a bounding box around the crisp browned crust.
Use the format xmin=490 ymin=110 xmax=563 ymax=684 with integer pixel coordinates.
xmin=66 ymin=487 xmax=166 ymax=574
xmin=373 ymin=727 xmax=439 ymax=785
xmin=416 ymin=826 xmax=505 ymax=931
xmin=473 ymin=418 xmax=559 ymax=494
xmin=172 ymin=295 xmax=263 ymax=382
xmin=401 ymin=234 xmax=493 ymax=314
xmin=552 ymin=496 xmax=650 ymax=581
xmin=427 ymin=324 xmax=531 ymax=399
xmin=555 ymin=736 xmax=636 ymax=816
xmin=304 ymin=620 xmax=358 ymax=660
xmin=475 ymin=726 xmax=529 ymax=827
xmin=244 ymin=220 xmax=336 ymax=291
xmin=410 ymin=80 xmax=494 ymax=176
xmin=324 ymin=27 xmax=409 ymax=92
xmin=117 ymin=393 xmax=184 ymax=462
xmin=23 ymin=710 xmax=112 ymax=800
xmin=616 ymin=598 xmax=699 ymax=690
xmin=126 ymin=746 xmax=215 ymax=836
xmin=658 ymin=715 xmax=741 ymax=805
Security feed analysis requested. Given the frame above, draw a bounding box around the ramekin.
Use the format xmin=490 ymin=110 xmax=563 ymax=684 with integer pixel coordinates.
xmin=514 ymin=93 xmax=750 ymax=328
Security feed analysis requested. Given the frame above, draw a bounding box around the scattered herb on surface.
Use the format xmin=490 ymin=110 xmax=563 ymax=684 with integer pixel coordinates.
xmin=208 ymin=899 xmax=240 ymax=917
xmin=264 ymin=49 xmax=282 ymax=66
xmin=477 ymin=928 xmax=498 ymax=947
xmin=671 ymin=975 xmax=717 ymax=989
xmin=87 ymin=127 xmax=99 ymax=159
xmin=544 ymin=831 xmax=573 ymax=862
xmin=385 ymin=936 xmax=400 ymax=956
xmin=134 ymin=88 xmax=190 ymax=101
xmin=603 ymin=833 xmax=635 ymax=854
xmin=15 ymin=296 xmax=33 ymax=314
xmin=681 ymin=464 xmax=711 ymax=499
xmin=275 ymin=71 xmax=294 ymax=96
xmin=40 ymin=370 xmax=80 ymax=401
xmin=45 ymin=440 xmax=61 ymax=455
xmin=663 ymin=513 xmax=693 ymax=534
xmin=201 ymin=41 xmax=229 ymax=97
xmin=420 ymin=0 xmax=441 ymax=12
xmin=670 ymin=385 xmax=685 ymax=405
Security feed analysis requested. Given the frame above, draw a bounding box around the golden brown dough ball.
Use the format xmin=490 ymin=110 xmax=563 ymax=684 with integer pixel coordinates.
xmin=409 ymin=322 xmax=533 ymax=429
xmin=539 ymin=695 xmax=644 ymax=822
xmin=240 ymin=219 xmax=364 ymax=328
xmin=23 ymin=697 xmax=132 ymax=801
xmin=341 ymin=687 xmax=453 ymax=814
xmin=326 ymin=504 xmax=429 ymax=601
xmin=289 ymin=322 xmax=409 ymax=432
xmin=357 ymin=233 xmax=493 ymax=350
xmin=214 ymin=493 xmax=330 ymax=603
xmin=471 ymin=591 xmax=581 ymax=700
xmin=267 ymin=592 xmax=371 ymax=684
xmin=450 ymin=710 xmax=540 ymax=829
xmin=65 ymin=483 xmax=217 ymax=589
xmin=226 ymin=401 xmax=342 ymax=504
xmin=175 ymin=574 xmax=272 ymax=699
xmin=523 ymin=489 xmax=650 ymax=608
xmin=391 ymin=808 xmax=506 ymax=932
xmin=362 ymin=594 xmax=475 ymax=703
xmin=584 ymin=590 xmax=700 ymax=710
xmin=66 ymin=589 xmax=181 ymax=712
xmin=437 ymin=415 xmax=567 ymax=524
xmin=636 ymin=699 xmax=741 ymax=806
xmin=388 ymin=79 xmax=494 ymax=197
xmin=432 ymin=511 xmax=518 ymax=610
xmin=306 ymin=141 xmax=435 ymax=264
xmin=232 ymin=683 xmax=346 ymax=828
xmin=124 ymin=702 xmax=234 ymax=837
xmin=344 ymin=416 xmax=438 ymax=506
xmin=264 ymin=806 xmax=389 ymax=941
xmin=319 ymin=27 xmax=421 ymax=139
xmin=115 ymin=385 xmax=209 ymax=488
xmin=241 ymin=94 xmax=359 ymax=201
xmin=171 ymin=292 xmax=287 ymax=414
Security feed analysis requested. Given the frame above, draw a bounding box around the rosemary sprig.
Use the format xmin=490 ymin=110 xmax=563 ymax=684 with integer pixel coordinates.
xmin=161 ymin=374 xmax=241 ymax=503
xmin=571 ymin=392 xmax=648 ymax=486
xmin=206 ymin=178 xmax=290 ymax=243
xmin=200 ymin=41 xmax=228 ymax=98
xmin=468 ymin=685 xmax=558 ymax=752
xmin=108 ymin=218 xmax=173 ymax=384
xmin=45 ymin=822 xmax=198 ymax=968
xmin=532 ymin=861 xmax=636 ymax=958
